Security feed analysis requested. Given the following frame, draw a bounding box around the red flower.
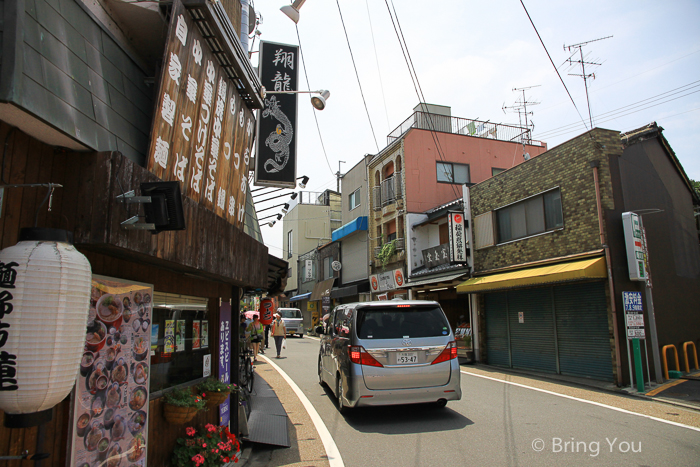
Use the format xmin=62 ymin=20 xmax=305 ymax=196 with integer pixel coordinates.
xmin=186 ymin=427 xmax=196 ymax=437
xmin=205 ymin=423 xmax=217 ymax=432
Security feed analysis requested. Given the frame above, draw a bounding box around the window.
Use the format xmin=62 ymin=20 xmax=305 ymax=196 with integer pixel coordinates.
xmin=492 ymin=167 xmax=506 ymax=176
xmin=437 ymin=162 xmax=470 ymax=184
xmin=496 ymin=189 xmax=563 ymax=243
xmin=349 ymin=188 xmax=361 ymax=210
xmin=287 ymin=230 xmax=293 ymax=258
xmin=150 ymin=292 xmax=209 ymax=393
xmin=323 ymin=256 xmax=333 ymax=279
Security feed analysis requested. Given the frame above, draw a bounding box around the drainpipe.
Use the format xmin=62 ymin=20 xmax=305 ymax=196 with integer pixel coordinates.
xmin=240 ymin=0 xmax=249 ymax=54
xmin=591 ymin=160 xmax=624 ymax=386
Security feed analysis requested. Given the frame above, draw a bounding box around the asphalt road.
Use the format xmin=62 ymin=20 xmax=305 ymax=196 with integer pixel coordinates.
xmin=267 ymin=336 xmax=700 ymax=467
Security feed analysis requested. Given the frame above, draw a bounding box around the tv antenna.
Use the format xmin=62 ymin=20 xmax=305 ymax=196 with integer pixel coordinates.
xmin=502 ymin=85 xmax=540 ymax=144
xmin=563 ymin=35 xmax=612 ymax=129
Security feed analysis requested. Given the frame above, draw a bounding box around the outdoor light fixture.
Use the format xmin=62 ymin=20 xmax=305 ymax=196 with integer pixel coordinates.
xmin=268 ymin=220 xmax=276 ymax=227
xmin=298 ymin=176 xmax=309 ymax=188
xmin=280 ymin=0 xmax=307 ymax=23
xmin=290 ymin=192 xmax=298 ymax=200
xmin=0 ymin=228 xmax=92 ymax=428
xmin=264 ymin=90 xmax=330 ymax=110
xmin=282 ymin=203 xmax=290 ymax=214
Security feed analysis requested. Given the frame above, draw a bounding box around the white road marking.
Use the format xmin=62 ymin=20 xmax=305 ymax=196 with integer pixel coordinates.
xmin=460 ymin=369 xmax=700 ymax=432
xmin=261 ymin=354 xmax=345 ymax=467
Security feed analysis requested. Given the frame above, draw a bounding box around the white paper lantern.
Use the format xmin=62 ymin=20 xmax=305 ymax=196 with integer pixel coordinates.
xmin=0 ymin=228 xmax=91 ymax=427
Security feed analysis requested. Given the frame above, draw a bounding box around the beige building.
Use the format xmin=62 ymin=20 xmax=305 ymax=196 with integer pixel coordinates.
xmin=283 ymin=190 xmax=342 ymax=302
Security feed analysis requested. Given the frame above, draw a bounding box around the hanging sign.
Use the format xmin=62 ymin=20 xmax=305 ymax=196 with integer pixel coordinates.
xmin=369 ymin=268 xmax=405 ymax=292
xmin=69 ymin=276 xmax=153 ymax=466
xmin=146 ymin=0 xmax=256 ymax=229
xmin=259 ymin=298 xmax=275 ymax=326
xmin=255 ymin=41 xmax=299 ymax=188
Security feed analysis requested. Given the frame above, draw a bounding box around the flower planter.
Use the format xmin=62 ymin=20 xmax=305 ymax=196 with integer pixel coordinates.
xmin=163 ymin=403 xmax=199 ymax=424
xmin=204 ymin=391 xmax=230 ymax=407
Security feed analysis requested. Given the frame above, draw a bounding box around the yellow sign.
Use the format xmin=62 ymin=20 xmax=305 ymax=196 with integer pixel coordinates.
xmin=308 ymin=302 xmax=317 ymax=311
xmin=312 ymin=311 xmax=319 ymax=327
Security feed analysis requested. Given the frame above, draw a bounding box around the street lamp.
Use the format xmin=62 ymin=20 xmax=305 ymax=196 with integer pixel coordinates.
xmin=280 ymin=0 xmax=307 ymax=24
xmin=298 ymin=176 xmax=309 ymax=189
xmin=263 ymin=89 xmax=331 ymax=111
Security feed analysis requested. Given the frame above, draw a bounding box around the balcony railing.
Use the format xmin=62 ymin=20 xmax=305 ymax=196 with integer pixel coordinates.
xmin=387 ymin=111 xmax=545 ymax=146
xmin=373 ymin=172 xmax=403 ymax=210
xmin=373 ymin=237 xmax=405 ymax=257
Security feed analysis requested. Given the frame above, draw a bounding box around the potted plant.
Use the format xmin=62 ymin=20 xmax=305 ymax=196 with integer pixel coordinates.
xmin=172 ymin=423 xmax=241 ymax=467
xmin=198 ymin=378 xmax=237 ymax=407
xmin=375 ymin=239 xmax=397 ymax=268
xmin=162 ymin=387 xmax=207 ymax=424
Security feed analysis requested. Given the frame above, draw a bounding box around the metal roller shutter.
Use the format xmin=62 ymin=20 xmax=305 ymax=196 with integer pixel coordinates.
xmin=485 ymin=293 xmax=510 ymax=367
xmin=554 ymin=282 xmax=613 ymax=381
xmin=507 ymin=288 xmax=557 ymax=373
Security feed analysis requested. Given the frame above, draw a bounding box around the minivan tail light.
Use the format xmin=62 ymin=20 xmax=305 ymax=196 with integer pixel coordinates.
xmin=349 ymin=345 xmax=383 ymax=367
xmin=431 ymin=341 xmax=457 ymax=365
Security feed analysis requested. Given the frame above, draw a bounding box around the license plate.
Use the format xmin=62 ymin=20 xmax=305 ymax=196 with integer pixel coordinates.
xmin=396 ymin=352 xmax=417 ymax=364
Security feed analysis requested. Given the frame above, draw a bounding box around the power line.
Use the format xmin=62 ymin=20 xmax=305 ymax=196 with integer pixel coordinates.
xmin=295 ymin=25 xmax=335 ymax=177
xmin=536 ymin=82 xmax=700 ymax=139
xmin=335 ymin=0 xmax=380 ymax=153
xmin=365 ymin=0 xmax=391 ymax=131
xmin=519 ymin=0 xmax=590 ymax=132
xmin=384 ymin=0 xmax=460 ymax=199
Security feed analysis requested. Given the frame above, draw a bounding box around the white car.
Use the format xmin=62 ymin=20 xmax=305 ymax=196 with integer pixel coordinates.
xmin=278 ymin=307 xmax=304 ymax=337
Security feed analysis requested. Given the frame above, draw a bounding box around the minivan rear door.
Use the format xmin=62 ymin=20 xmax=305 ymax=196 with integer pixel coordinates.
xmin=356 ymin=304 xmax=453 ymax=390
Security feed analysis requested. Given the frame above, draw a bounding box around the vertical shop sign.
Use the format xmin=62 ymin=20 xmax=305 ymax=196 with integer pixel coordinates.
xmin=219 ymin=303 xmax=231 ymax=426
xmin=69 ymin=276 xmax=153 ymax=466
xmin=255 ymin=41 xmax=299 ymax=188
xmin=146 ymin=0 xmax=255 ymax=229
xmin=449 ymin=212 xmax=467 ymax=263
xmin=622 ymin=212 xmax=647 ymax=281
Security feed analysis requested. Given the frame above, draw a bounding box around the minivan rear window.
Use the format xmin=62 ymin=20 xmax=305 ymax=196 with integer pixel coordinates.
xmin=356 ymin=305 xmax=450 ymax=339
xmin=279 ymin=309 xmax=302 ymax=319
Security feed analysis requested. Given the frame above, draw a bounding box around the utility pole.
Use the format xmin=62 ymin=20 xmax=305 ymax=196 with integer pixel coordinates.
xmin=503 ymin=85 xmax=540 ymax=144
xmin=336 ymin=161 xmax=345 ymax=193
xmin=564 ymin=35 xmax=612 ymax=129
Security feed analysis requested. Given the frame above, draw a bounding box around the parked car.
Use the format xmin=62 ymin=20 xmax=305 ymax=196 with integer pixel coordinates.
xmin=277 ymin=307 xmax=304 ymax=337
xmin=316 ymin=300 xmax=461 ymax=413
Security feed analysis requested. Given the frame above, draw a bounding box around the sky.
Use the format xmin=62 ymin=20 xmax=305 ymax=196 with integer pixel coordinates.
xmin=250 ymin=0 xmax=700 ymax=259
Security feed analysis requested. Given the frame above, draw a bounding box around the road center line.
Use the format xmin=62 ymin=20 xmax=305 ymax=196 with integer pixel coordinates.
xmin=460 ymin=369 xmax=700 ymax=432
xmin=261 ymin=354 xmax=345 ymax=467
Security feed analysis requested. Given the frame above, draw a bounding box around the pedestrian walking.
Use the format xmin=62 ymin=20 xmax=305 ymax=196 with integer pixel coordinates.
xmin=264 ymin=323 xmax=271 ymax=349
xmin=271 ymin=313 xmax=286 ymax=358
xmin=249 ymin=314 xmax=264 ymax=362
xmin=239 ymin=313 xmax=248 ymax=339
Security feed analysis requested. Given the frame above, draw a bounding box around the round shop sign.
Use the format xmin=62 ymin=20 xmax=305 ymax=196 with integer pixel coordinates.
xmin=332 ymin=261 xmax=342 ymax=272
xmin=394 ymin=270 xmax=404 ymax=287
xmin=454 ymin=214 xmax=463 ymax=224
xmin=371 ymin=276 xmax=379 ymax=292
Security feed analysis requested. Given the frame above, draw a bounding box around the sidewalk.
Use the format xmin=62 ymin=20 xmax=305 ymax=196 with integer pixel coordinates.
xmin=240 ymin=358 xmax=330 ymax=467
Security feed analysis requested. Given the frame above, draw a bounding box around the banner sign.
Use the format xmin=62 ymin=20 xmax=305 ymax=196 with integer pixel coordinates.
xmin=69 ymin=276 xmax=153 ymax=466
xmin=219 ymin=303 xmax=231 ymax=426
xmin=449 ymin=212 xmax=468 ymax=263
xmin=255 ymin=41 xmax=299 ymax=188
xmin=147 ymin=0 xmax=256 ymax=229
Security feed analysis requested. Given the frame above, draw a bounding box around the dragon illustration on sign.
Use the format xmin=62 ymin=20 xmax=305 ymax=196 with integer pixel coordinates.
xmin=261 ymin=96 xmax=293 ymax=173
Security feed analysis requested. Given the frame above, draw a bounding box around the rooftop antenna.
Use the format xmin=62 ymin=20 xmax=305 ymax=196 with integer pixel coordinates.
xmin=502 ymin=85 xmax=540 ymax=144
xmin=563 ymin=35 xmax=612 ymax=129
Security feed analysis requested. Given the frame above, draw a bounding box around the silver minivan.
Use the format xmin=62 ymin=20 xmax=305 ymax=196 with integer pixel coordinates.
xmin=317 ymin=300 xmax=461 ymax=412
xmin=278 ymin=307 xmax=304 ymax=337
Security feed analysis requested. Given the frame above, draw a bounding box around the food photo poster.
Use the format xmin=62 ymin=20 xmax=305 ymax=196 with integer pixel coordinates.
xmin=69 ymin=276 xmax=152 ymax=466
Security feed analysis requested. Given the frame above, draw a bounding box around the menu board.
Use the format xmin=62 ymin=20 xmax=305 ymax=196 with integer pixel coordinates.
xmin=69 ymin=276 xmax=152 ymax=466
